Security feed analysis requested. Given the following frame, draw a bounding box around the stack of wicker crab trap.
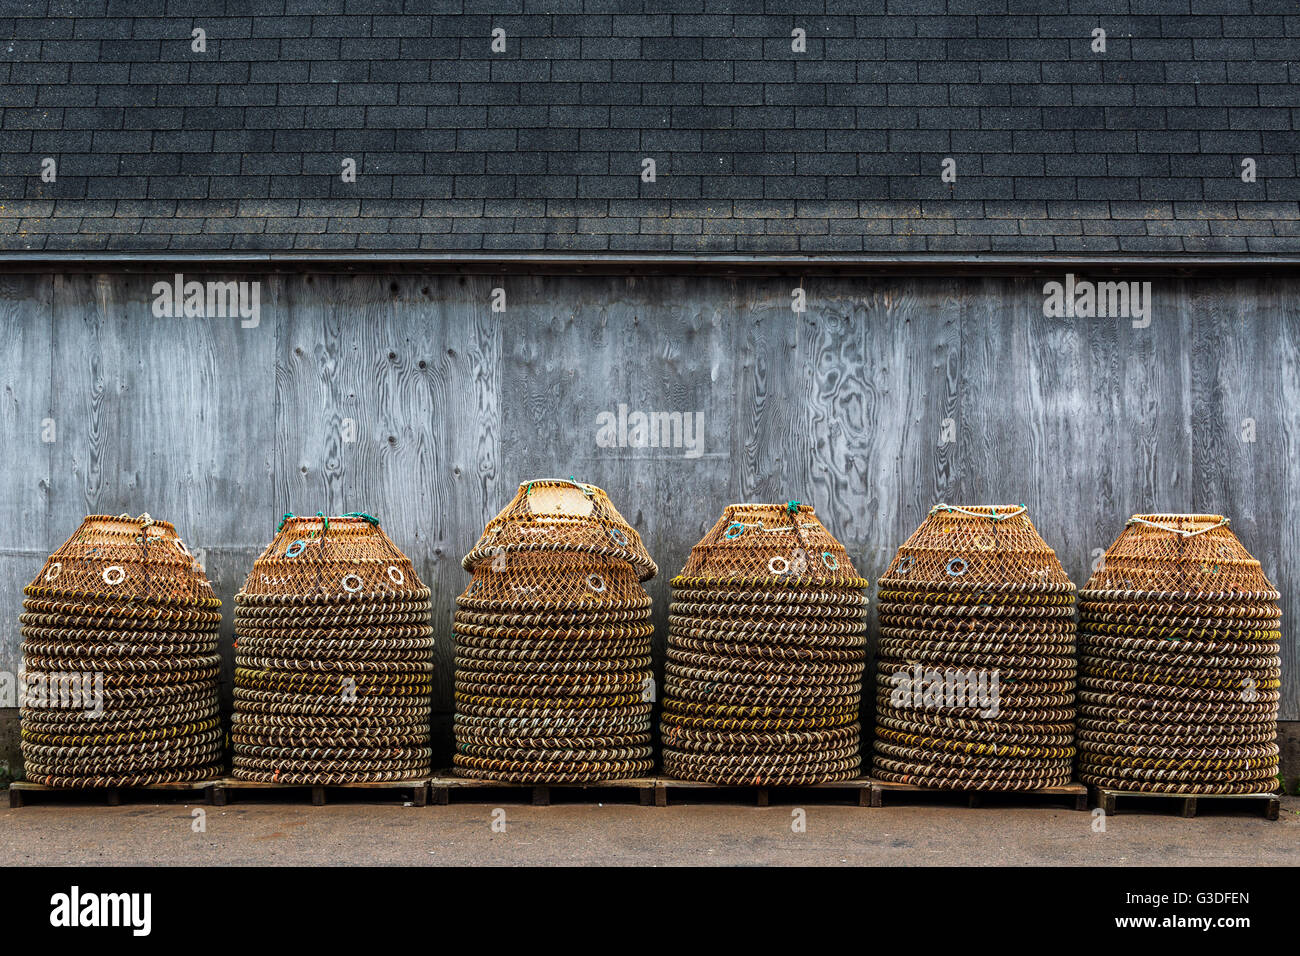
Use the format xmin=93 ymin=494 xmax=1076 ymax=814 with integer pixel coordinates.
xmin=452 ymin=479 xmax=658 ymax=784
xmin=230 ymin=512 xmax=435 ymax=786
xmin=19 ymin=514 xmax=223 ymax=790
xmin=870 ymin=504 xmax=1079 ymax=793
xmin=660 ymin=502 xmax=870 ymax=786
xmin=1077 ymin=514 xmax=1282 ymax=801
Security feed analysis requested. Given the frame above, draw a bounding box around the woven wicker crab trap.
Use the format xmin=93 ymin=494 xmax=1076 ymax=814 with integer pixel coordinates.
xmin=463 ymin=478 xmax=657 ymax=582
xmin=869 ymin=504 xmax=1079 ymax=791
xmin=1076 ymin=514 xmax=1282 ymax=795
xmin=19 ymin=514 xmax=223 ymax=788
xmin=453 ymin=479 xmax=656 ymax=784
xmin=231 ymin=512 xmax=434 ymax=785
xmin=660 ymin=502 xmax=870 ymax=786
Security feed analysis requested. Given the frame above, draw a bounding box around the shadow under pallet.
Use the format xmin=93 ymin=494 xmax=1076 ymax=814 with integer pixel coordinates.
xmin=7 ymin=780 xmax=217 ymax=808
xmin=869 ymin=778 xmax=1089 ymax=810
xmin=653 ymin=777 xmax=874 ymax=807
xmin=428 ymin=774 xmax=657 ymax=806
xmin=1089 ymin=786 xmax=1281 ymax=820
xmin=208 ymin=778 xmax=429 ymax=807
xmin=427 ymin=774 xmax=874 ymax=806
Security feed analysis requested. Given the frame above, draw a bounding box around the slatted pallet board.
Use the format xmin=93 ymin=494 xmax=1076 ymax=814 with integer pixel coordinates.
xmin=870 ymin=778 xmax=1089 ymax=810
xmin=1089 ymin=787 xmax=1281 ymax=820
xmin=428 ymin=774 xmax=872 ymax=807
xmin=428 ymin=774 xmax=657 ymax=806
xmin=7 ymin=780 xmax=217 ymax=808
xmin=208 ymin=778 xmax=429 ymax=807
xmin=652 ymin=777 xmax=874 ymax=807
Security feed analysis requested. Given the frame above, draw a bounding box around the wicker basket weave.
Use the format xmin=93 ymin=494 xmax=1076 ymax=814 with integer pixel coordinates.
xmin=19 ymin=514 xmax=223 ymax=787
xmin=870 ymin=504 xmax=1079 ymax=791
xmin=1076 ymin=514 xmax=1281 ymax=794
xmin=676 ymin=502 xmax=867 ymax=588
xmin=230 ymin=513 xmax=434 ymax=784
xmin=463 ymin=479 xmax=657 ymax=582
xmin=661 ymin=501 xmax=869 ymax=785
xmin=453 ymin=481 xmax=655 ymax=783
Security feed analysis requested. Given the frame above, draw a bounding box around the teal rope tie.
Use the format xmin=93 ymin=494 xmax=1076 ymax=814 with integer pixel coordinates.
xmin=280 ymin=511 xmax=377 ymax=534
xmin=786 ymin=500 xmax=801 ymax=515
xmin=340 ymin=511 xmax=380 ymax=526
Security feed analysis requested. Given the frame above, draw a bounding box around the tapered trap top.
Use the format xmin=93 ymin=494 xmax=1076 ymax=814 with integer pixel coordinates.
xmin=25 ymin=513 xmax=218 ymax=608
xmin=462 ymin=478 xmax=657 ymax=581
xmin=673 ymin=502 xmax=866 ymax=587
xmin=1081 ymin=513 xmax=1277 ymax=600
xmin=458 ymin=552 xmax=651 ymax=611
xmin=877 ymin=504 xmax=1073 ymax=592
xmin=236 ymin=513 xmax=427 ymax=605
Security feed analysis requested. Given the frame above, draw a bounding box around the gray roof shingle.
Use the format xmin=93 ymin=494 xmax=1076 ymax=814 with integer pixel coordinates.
xmin=1 ymin=0 xmax=1298 ymax=256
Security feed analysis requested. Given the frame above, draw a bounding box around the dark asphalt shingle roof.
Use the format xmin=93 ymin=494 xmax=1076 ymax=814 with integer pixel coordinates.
xmin=1 ymin=0 xmax=1298 ymax=256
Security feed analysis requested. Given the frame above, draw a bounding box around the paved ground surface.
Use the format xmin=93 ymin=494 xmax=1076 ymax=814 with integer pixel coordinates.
xmin=1 ymin=793 xmax=1296 ymax=866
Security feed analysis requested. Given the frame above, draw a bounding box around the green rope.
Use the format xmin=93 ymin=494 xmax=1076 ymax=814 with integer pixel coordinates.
xmin=786 ymin=500 xmax=801 ymax=515
xmin=281 ymin=511 xmax=378 ymax=534
xmin=340 ymin=511 xmax=380 ymax=526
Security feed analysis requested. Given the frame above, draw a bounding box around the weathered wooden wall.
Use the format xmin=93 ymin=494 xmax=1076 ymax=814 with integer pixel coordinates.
xmin=1 ymin=272 xmax=1297 ymax=742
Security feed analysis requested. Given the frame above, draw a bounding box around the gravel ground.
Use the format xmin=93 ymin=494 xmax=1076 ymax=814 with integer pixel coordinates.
xmin=2 ymin=793 xmax=1296 ymax=866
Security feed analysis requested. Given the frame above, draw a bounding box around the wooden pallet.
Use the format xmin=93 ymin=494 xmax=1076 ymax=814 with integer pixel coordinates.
xmin=428 ymin=774 xmax=657 ymax=806
xmin=208 ymin=778 xmax=429 ymax=807
xmin=1089 ymin=786 xmax=1281 ymax=820
xmin=7 ymin=780 xmax=217 ymax=808
xmin=869 ymin=778 xmax=1088 ymax=810
xmin=652 ymin=777 xmax=874 ymax=807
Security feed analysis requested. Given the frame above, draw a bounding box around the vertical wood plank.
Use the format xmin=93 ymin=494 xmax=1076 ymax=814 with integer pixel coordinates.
xmin=1268 ymin=276 xmax=1300 ymax=720
xmin=732 ymin=279 xmax=810 ymax=502
xmin=1024 ymin=273 xmax=1106 ymax=583
xmin=0 ymin=552 xmax=44 ymax=675
xmin=272 ymin=273 xmax=502 ymax=716
xmin=954 ymin=276 xmax=1037 ymax=509
xmin=802 ymin=284 xmax=871 ymax=560
xmin=47 ymin=272 xmax=277 ymax=545
xmin=0 ymin=274 xmax=53 ymax=551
